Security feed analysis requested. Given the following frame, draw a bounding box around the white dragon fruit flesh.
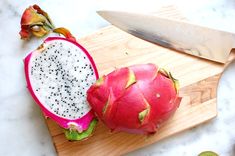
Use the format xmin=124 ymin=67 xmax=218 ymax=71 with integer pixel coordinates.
xmin=24 ymin=37 xmax=99 ymax=140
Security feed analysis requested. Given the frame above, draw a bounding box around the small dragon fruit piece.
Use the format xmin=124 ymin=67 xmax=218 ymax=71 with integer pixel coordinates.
xmin=53 ymin=27 xmax=76 ymax=42
xmin=19 ymin=4 xmax=54 ymax=39
xmin=24 ymin=37 xmax=99 ymax=140
xmin=87 ymin=64 xmax=181 ymax=134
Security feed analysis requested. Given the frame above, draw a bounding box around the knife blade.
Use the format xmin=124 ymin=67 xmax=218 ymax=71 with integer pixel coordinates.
xmin=97 ymin=10 xmax=235 ymax=63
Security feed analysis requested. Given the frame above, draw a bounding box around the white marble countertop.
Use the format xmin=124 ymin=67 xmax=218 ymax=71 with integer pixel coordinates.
xmin=1 ymin=0 xmax=235 ymax=156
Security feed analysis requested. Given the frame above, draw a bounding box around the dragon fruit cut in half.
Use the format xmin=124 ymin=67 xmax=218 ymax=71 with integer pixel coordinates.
xmin=24 ymin=37 xmax=99 ymax=140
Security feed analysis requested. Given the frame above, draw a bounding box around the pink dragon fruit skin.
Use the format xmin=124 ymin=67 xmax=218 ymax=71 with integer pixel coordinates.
xmin=24 ymin=37 xmax=99 ymax=139
xmin=87 ymin=64 xmax=181 ymax=134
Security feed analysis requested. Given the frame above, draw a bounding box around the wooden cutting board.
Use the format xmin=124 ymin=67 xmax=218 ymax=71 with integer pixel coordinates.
xmin=45 ymin=25 xmax=234 ymax=155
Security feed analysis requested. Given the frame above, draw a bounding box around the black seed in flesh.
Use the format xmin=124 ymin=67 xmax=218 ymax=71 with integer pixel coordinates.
xmin=30 ymin=40 xmax=96 ymax=119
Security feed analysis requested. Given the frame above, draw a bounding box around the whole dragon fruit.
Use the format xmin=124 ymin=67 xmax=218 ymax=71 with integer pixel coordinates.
xmin=87 ymin=64 xmax=181 ymax=134
xmin=24 ymin=37 xmax=99 ymax=140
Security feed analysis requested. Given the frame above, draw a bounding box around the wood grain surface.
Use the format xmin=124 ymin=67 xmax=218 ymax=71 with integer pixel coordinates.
xmin=45 ymin=25 xmax=234 ymax=156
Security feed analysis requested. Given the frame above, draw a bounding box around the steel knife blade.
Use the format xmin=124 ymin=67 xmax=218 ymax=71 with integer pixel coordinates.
xmin=97 ymin=10 xmax=235 ymax=63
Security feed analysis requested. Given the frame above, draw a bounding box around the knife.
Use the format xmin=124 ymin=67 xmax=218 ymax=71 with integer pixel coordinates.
xmin=97 ymin=10 xmax=235 ymax=63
